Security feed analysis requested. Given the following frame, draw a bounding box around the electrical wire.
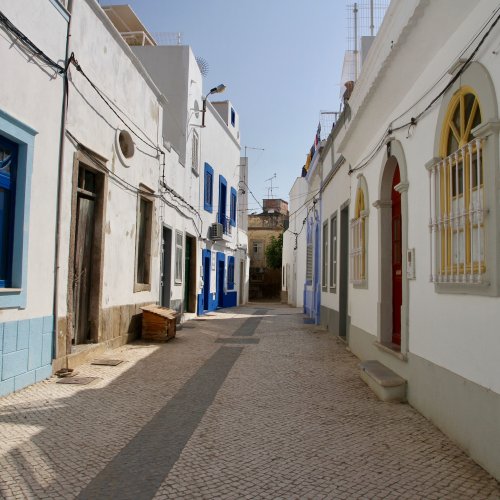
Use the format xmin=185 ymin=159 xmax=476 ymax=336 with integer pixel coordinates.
xmin=68 ymin=53 xmax=160 ymax=154
xmin=239 ymin=180 xmax=263 ymax=211
xmin=347 ymin=8 xmax=500 ymax=175
xmin=67 ymin=131 xmax=203 ymax=235
xmin=0 ymin=11 xmax=65 ymax=74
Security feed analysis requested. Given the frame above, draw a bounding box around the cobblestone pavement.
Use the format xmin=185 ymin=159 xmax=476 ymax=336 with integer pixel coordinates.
xmin=0 ymin=303 xmax=499 ymax=499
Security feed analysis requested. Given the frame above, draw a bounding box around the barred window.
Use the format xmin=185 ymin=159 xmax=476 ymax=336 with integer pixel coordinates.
xmin=429 ymin=88 xmax=485 ymax=284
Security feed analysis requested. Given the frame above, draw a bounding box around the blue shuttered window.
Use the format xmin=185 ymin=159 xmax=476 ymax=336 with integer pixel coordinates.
xmin=204 ymin=163 xmax=213 ymax=212
xmin=230 ymin=187 xmax=237 ymax=227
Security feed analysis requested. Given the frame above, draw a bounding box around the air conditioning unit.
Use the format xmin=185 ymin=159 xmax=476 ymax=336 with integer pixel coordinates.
xmin=210 ymin=222 xmax=223 ymax=240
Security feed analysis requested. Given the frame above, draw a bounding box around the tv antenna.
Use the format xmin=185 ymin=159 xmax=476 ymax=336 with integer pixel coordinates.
xmin=243 ymin=145 xmax=265 ymax=158
xmin=265 ymin=173 xmax=278 ymax=199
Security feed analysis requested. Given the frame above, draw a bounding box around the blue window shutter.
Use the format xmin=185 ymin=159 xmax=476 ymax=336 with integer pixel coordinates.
xmin=218 ymin=175 xmax=227 ymax=225
xmin=230 ymin=187 xmax=237 ymax=226
xmin=204 ymin=163 xmax=213 ymax=212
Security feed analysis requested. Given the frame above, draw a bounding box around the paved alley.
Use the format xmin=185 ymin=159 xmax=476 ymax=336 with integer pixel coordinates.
xmin=0 ymin=304 xmax=498 ymax=499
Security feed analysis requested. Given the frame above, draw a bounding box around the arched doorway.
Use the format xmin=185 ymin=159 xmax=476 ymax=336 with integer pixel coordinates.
xmin=391 ymin=166 xmax=402 ymax=345
xmin=376 ymin=142 xmax=408 ymax=352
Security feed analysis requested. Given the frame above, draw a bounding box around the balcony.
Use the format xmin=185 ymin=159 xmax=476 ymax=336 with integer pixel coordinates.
xmin=217 ymin=214 xmax=232 ymax=236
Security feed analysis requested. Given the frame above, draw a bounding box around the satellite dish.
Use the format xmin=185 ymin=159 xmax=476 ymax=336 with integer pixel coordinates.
xmin=196 ymin=56 xmax=209 ymax=77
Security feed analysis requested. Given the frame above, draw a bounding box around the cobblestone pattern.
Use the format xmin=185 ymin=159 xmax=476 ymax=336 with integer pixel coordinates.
xmin=0 ymin=304 xmax=498 ymax=499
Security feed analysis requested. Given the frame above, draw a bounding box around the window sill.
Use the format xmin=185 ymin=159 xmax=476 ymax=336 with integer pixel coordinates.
xmin=0 ymin=288 xmax=22 ymax=293
xmin=374 ymin=340 xmax=407 ymax=361
xmin=434 ymin=280 xmax=494 ymax=296
xmin=174 ymin=281 xmax=182 ymax=286
xmin=353 ymin=281 xmax=368 ymax=289
xmin=134 ymin=283 xmax=151 ymax=293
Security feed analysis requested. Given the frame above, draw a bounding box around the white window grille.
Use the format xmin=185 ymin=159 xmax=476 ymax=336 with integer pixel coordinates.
xmin=428 ymin=137 xmax=485 ymax=284
xmin=350 ymin=214 xmax=367 ymax=285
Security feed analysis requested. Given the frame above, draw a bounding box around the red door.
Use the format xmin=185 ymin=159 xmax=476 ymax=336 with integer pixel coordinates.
xmin=392 ymin=166 xmax=402 ymax=346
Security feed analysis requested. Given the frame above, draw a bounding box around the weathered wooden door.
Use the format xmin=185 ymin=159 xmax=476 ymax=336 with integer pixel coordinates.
xmin=73 ymin=193 xmax=95 ymax=345
xmin=392 ymin=166 xmax=402 ymax=346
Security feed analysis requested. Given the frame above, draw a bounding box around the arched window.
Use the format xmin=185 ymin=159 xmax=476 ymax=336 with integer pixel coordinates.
xmin=431 ymin=87 xmax=484 ymax=283
xmin=350 ymin=179 xmax=368 ymax=285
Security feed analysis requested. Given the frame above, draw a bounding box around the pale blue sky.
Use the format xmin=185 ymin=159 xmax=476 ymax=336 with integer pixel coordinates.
xmin=104 ymin=0 xmax=346 ymax=211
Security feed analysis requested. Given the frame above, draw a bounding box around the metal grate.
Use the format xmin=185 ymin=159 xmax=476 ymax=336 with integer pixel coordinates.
xmin=428 ymin=138 xmax=485 ymax=284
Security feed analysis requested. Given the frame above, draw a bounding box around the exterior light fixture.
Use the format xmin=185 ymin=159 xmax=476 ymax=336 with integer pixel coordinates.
xmin=201 ymin=84 xmax=226 ymax=127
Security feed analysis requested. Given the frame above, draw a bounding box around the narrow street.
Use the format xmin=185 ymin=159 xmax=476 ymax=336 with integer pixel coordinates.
xmin=0 ymin=304 xmax=498 ymax=499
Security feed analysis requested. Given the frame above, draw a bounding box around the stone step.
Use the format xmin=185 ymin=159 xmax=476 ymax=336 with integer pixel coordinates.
xmin=359 ymin=360 xmax=406 ymax=403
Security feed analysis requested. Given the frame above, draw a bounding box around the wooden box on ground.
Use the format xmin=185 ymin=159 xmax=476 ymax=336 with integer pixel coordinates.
xmin=140 ymin=305 xmax=177 ymax=342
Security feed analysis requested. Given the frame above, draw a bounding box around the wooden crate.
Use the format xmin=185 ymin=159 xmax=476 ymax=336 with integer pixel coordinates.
xmin=140 ymin=305 xmax=177 ymax=342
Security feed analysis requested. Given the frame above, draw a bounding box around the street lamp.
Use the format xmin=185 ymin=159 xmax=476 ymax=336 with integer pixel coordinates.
xmin=201 ymin=84 xmax=226 ymax=127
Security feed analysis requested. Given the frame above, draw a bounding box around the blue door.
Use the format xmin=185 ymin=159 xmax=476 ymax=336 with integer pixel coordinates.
xmin=216 ymin=252 xmax=225 ymax=308
xmin=203 ymin=252 xmax=210 ymax=311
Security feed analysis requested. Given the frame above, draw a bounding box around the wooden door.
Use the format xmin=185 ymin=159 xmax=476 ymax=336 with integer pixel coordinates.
xmin=392 ymin=166 xmax=402 ymax=345
xmin=73 ymin=194 xmax=95 ymax=344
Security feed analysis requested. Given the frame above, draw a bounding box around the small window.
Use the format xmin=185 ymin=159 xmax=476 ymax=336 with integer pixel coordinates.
xmin=118 ymin=130 xmax=135 ymax=159
xmin=231 ymin=108 xmax=236 ymax=127
xmin=175 ymin=231 xmax=183 ymax=283
xmin=330 ymin=214 xmax=337 ymax=292
xmin=191 ymin=130 xmax=199 ymax=174
xmin=230 ymin=187 xmax=237 ymax=226
xmin=252 ymin=240 xmax=263 ymax=260
xmin=227 ymin=256 xmax=235 ymax=289
xmin=136 ymin=193 xmax=153 ymax=287
xmin=322 ymin=221 xmax=328 ymax=290
xmin=204 ymin=163 xmax=213 ymax=212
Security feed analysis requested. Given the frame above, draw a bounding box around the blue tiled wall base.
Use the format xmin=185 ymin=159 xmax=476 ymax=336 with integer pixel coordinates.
xmin=0 ymin=315 xmax=53 ymax=397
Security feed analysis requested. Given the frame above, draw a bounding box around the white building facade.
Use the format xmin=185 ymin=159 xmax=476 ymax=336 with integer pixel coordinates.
xmin=290 ymin=0 xmax=500 ymax=480
xmin=0 ymin=0 xmax=69 ymax=395
xmin=0 ymin=0 xmax=249 ymax=395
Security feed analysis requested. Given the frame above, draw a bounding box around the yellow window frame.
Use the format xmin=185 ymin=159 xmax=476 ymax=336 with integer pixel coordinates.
xmin=439 ymin=86 xmax=484 ymax=275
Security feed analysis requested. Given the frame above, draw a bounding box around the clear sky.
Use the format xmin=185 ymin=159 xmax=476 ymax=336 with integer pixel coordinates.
xmin=103 ymin=0 xmax=347 ymax=212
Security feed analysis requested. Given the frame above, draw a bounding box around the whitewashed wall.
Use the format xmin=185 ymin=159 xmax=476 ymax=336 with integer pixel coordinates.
xmin=60 ymin=0 xmax=164 ymax=313
xmin=0 ymin=0 xmax=67 ymax=322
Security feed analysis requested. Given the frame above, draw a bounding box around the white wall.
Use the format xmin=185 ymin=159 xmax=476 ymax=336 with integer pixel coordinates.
xmin=0 ymin=0 xmax=68 ymax=321
xmin=338 ymin=0 xmax=500 ymax=393
xmin=60 ymin=0 xmax=164 ymax=313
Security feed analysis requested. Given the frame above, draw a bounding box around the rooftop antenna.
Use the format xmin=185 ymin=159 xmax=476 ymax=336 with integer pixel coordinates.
xmin=243 ymin=145 xmax=265 ymax=158
xmin=265 ymin=173 xmax=278 ymax=199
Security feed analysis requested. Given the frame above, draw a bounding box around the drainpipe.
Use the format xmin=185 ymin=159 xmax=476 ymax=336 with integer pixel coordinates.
xmin=52 ymin=0 xmax=73 ymax=365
